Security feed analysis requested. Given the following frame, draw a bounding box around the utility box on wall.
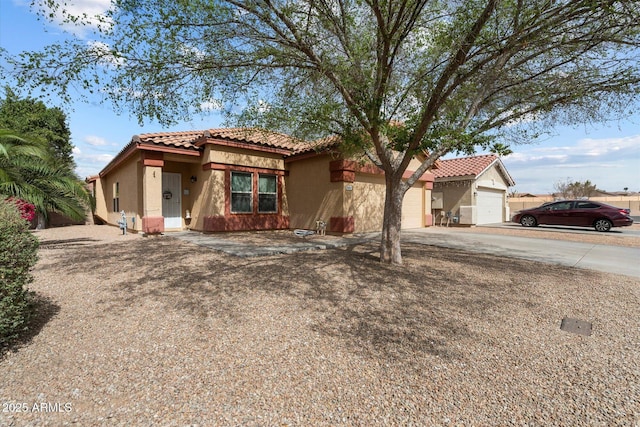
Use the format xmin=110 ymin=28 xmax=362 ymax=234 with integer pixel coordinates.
xmin=432 ymin=192 xmax=444 ymax=209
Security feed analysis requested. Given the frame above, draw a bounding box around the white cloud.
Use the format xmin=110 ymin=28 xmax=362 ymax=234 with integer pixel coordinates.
xmin=84 ymin=135 xmax=108 ymax=146
xmin=35 ymin=0 xmax=112 ymax=38
xmin=502 ymin=134 xmax=640 ymax=193
xmin=87 ymin=41 xmax=125 ymax=67
xmin=505 ymin=134 xmax=640 ymax=165
xmin=199 ymin=99 xmax=224 ymax=112
xmin=73 ymin=151 xmax=114 ymax=164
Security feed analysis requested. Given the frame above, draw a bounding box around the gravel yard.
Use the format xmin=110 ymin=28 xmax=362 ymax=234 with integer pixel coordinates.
xmin=1 ymin=225 xmax=639 ymax=426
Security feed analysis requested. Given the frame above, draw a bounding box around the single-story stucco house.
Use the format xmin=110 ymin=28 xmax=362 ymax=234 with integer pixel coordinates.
xmin=87 ymin=128 xmax=436 ymax=234
xmin=431 ymin=154 xmax=515 ymax=225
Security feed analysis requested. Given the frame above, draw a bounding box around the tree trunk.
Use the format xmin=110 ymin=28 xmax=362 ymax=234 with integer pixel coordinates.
xmin=380 ymin=174 xmax=407 ymax=264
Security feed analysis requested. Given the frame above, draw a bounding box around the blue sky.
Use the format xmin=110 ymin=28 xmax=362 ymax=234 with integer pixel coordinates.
xmin=1 ymin=0 xmax=639 ymax=194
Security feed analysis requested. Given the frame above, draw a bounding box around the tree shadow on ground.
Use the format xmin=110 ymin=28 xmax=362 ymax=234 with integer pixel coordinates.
xmin=1 ymin=293 xmax=60 ymax=360
xmin=35 ymin=237 xmax=563 ymax=367
xmin=38 ymin=238 xmax=101 ymax=249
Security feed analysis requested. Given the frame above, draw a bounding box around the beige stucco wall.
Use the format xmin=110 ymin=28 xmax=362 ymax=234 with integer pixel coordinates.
xmin=433 ymin=180 xmax=473 ymax=224
xmin=100 ymin=155 xmax=142 ymax=230
xmin=141 ymin=165 xmax=162 ymax=229
xmin=288 ymin=154 xmax=434 ymax=232
xmin=286 ymin=154 xmax=344 ymax=229
xmin=189 ymin=169 xmax=226 ymax=230
xmin=91 ymin=177 xmax=108 ymax=222
xmin=349 ymin=173 xmax=386 ymax=232
xmin=204 ymin=145 xmax=285 ymax=170
xmin=476 ymin=166 xmax=509 ymax=191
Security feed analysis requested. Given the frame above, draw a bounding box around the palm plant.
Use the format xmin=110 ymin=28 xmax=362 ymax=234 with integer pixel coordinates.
xmin=0 ymin=129 xmax=89 ymax=223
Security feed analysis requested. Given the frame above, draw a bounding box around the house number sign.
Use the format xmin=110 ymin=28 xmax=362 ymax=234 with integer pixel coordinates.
xmin=163 ymin=191 xmax=173 ymax=200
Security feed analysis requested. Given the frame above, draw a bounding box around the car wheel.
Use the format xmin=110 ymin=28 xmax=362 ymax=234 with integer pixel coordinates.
xmin=594 ymin=218 xmax=612 ymax=232
xmin=520 ymin=215 xmax=537 ymax=227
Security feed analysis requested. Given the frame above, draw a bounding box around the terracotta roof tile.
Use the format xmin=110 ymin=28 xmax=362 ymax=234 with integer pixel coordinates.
xmin=136 ymin=130 xmax=203 ymax=150
xmin=204 ymin=128 xmax=305 ymax=151
xmin=431 ymin=154 xmax=498 ymax=179
xmin=291 ymin=135 xmax=341 ymax=155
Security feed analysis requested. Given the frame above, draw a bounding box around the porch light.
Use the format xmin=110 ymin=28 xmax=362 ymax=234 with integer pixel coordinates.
xmin=190 ymin=176 xmax=197 ymax=183
xmin=185 ymin=210 xmax=191 ymax=219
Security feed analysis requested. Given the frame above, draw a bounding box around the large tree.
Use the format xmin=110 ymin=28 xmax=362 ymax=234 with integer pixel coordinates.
xmin=5 ymin=0 xmax=639 ymax=263
xmin=0 ymin=88 xmax=76 ymax=173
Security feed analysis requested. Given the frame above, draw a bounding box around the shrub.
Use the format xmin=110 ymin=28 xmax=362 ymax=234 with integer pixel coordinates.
xmin=6 ymin=198 xmax=37 ymax=222
xmin=0 ymin=198 xmax=39 ymax=347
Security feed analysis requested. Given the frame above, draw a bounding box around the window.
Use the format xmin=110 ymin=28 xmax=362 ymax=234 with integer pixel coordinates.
xmin=231 ymin=172 xmax=252 ymax=213
xmin=112 ymin=182 xmax=120 ymax=212
xmin=550 ymin=201 xmax=572 ymax=211
xmin=576 ymin=202 xmax=600 ymax=209
xmin=258 ymin=174 xmax=277 ymax=213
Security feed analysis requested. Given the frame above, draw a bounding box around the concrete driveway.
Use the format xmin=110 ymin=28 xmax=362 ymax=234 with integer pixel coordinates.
xmin=403 ymin=227 xmax=640 ymax=278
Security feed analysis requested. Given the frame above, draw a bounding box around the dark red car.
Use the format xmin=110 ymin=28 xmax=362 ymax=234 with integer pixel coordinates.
xmin=511 ymin=200 xmax=634 ymax=232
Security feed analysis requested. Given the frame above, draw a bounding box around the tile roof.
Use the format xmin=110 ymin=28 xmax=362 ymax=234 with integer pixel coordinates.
xmin=134 ymin=128 xmax=329 ymax=154
xmin=431 ymin=154 xmax=499 ymax=179
xmin=291 ymin=135 xmax=341 ymax=155
xmin=135 ymin=130 xmax=203 ymax=151
xmin=203 ymin=128 xmax=304 ymax=151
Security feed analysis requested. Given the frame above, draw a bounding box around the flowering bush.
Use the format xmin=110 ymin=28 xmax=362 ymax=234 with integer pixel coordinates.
xmin=5 ymin=198 xmax=36 ymax=222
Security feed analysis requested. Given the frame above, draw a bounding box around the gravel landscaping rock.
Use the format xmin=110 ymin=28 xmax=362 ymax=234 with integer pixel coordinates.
xmin=1 ymin=225 xmax=639 ymax=426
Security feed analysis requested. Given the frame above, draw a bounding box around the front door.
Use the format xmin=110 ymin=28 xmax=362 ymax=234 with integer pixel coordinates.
xmin=162 ymin=172 xmax=182 ymax=229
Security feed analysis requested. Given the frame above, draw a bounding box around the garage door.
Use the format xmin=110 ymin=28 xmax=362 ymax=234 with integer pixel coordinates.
xmin=402 ymin=184 xmax=424 ymax=229
xmin=476 ymin=189 xmax=504 ymax=224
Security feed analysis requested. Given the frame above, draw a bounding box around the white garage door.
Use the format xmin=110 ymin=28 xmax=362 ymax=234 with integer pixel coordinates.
xmin=476 ymin=189 xmax=504 ymax=224
xmin=402 ymin=184 xmax=424 ymax=229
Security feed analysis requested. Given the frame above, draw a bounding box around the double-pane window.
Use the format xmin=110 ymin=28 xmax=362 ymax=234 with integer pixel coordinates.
xmin=258 ymin=175 xmax=277 ymax=213
xmin=231 ymin=172 xmax=252 ymax=213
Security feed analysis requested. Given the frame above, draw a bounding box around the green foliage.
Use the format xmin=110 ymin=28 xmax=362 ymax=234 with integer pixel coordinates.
xmin=0 ymin=130 xmax=89 ymax=223
xmin=0 ymin=87 xmax=75 ymax=173
xmin=489 ymin=143 xmax=514 ymax=157
xmin=0 ymin=199 xmax=39 ymax=347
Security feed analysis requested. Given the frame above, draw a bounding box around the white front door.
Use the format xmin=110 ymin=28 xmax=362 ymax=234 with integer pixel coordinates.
xmin=162 ymin=172 xmax=182 ymax=229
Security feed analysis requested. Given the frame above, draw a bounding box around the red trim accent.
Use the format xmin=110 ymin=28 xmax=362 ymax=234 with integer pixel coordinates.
xmin=139 ymin=144 xmax=200 ymax=156
xmin=285 ymin=150 xmax=335 ymax=163
xmin=141 ymin=151 xmax=164 ymax=167
xmin=330 ymin=160 xmax=356 ymax=172
xmin=330 ymin=216 xmax=355 ymax=233
xmin=331 ymin=170 xmax=356 ymax=182
xmin=203 ymin=215 xmax=290 ymax=231
xmin=425 ymin=213 xmax=433 ymax=227
xmin=100 ymin=143 xmax=138 ymax=177
xmin=142 ymin=216 xmax=164 ymax=234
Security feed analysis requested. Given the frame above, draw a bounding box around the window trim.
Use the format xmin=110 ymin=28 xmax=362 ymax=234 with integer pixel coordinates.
xmin=112 ymin=182 xmax=120 ymax=212
xmin=258 ymin=174 xmax=278 ymax=213
xmin=230 ymin=171 xmax=253 ymax=214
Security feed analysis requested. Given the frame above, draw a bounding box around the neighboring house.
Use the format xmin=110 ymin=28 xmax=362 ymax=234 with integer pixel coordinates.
xmin=431 ymin=154 xmax=515 ymax=225
xmin=87 ymin=128 xmax=436 ymax=234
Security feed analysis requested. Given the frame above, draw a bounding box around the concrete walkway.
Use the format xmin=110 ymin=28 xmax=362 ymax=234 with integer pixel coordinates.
xmin=404 ymin=228 xmax=640 ymax=279
xmin=170 ymin=231 xmax=374 ymax=257
xmin=171 ymin=228 xmax=640 ymax=279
